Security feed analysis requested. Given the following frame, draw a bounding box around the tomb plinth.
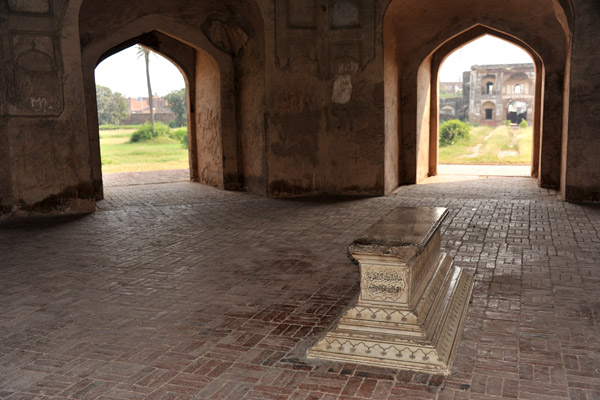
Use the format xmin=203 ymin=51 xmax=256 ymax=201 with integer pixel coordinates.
xmin=308 ymin=207 xmax=474 ymax=375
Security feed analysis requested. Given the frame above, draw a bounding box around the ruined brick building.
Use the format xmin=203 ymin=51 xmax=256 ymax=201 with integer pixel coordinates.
xmin=122 ymin=96 xmax=177 ymax=125
xmin=1 ymin=0 xmax=599 ymax=211
xmin=467 ymin=63 xmax=535 ymax=126
xmin=440 ymin=63 xmax=535 ymax=126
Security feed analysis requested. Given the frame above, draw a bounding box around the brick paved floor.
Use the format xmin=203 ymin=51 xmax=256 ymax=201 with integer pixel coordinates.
xmin=438 ymin=165 xmax=530 ymax=177
xmin=103 ymin=170 xmax=190 ymax=187
xmin=1 ymin=174 xmax=599 ymax=399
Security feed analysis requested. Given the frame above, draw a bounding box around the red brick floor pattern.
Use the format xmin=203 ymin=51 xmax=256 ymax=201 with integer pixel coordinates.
xmin=102 ymin=169 xmax=190 ymax=187
xmin=0 ymin=175 xmax=599 ymax=399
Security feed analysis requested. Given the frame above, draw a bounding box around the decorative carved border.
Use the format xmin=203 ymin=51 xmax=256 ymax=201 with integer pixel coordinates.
xmin=7 ymin=0 xmax=53 ymax=16
xmin=275 ymin=0 xmax=374 ymax=78
xmin=360 ymin=264 xmax=408 ymax=303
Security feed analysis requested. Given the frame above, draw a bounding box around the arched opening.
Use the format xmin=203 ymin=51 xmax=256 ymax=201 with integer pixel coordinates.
xmin=82 ymin=30 xmax=224 ymax=200
xmin=79 ymin=0 xmax=267 ymax=200
xmin=436 ymin=35 xmax=536 ymax=173
xmin=507 ymin=100 xmax=528 ymax=124
xmin=383 ymin=0 xmax=572 ymax=194
xmin=482 ymin=101 xmax=496 ymax=120
xmin=79 ymin=23 xmax=237 ymax=200
xmin=440 ymin=105 xmax=456 ymax=118
xmin=94 ymin=44 xmax=191 ymax=181
xmin=484 ymin=79 xmax=495 ymax=95
xmin=430 ymin=29 xmax=542 ymax=178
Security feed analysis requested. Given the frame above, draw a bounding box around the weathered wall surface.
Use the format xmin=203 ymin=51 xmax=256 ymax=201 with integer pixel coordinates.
xmin=0 ymin=0 xmax=95 ymax=215
xmin=563 ymin=0 xmax=600 ymax=202
xmin=263 ymin=0 xmax=385 ymax=196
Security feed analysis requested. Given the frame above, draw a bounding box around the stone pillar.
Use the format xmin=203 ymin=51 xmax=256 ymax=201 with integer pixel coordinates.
xmin=308 ymin=207 xmax=474 ymax=375
xmin=0 ymin=0 xmax=96 ymax=215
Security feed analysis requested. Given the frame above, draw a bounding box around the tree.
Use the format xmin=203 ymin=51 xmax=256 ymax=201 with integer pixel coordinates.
xmin=96 ymin=85 xmax=128 ymax=125
xmin=164 ymin=88 xmax=187 ymax=127
xmin=137 ymin=45 xmax=155 ymax=133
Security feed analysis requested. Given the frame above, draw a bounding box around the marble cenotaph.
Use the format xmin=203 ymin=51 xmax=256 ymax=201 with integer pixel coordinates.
xmin=308 ymin=207 xmax=474 ymax=374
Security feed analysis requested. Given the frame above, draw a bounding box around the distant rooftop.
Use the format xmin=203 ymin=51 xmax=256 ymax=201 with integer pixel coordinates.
xmin=470 ymin=63 xmax=535 ymax=70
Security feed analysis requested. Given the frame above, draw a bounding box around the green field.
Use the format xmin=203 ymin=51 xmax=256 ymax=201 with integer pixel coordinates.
xmin=99 ymin=126 xmax=189 ymax=173
xmin=439 ymin=125 xmax=532 ymax=164
xmin=99 ymin=122 xmax=530 ymax=173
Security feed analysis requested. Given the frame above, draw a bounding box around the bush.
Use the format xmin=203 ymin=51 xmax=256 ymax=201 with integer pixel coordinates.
xmin=169 ymin=127 xmax=187 ymax=141
xmin=519 ymin=119 xmax=528 ymax=129
xmin=439 ymin=119 xmax=470 ymax=147
xmin=180 ymin=133 xmax=189 ymax=149
xmin=167 ymin=127 xmax=189 ymax=148
xmin=129 ymin=122 xmax=170 ymax=143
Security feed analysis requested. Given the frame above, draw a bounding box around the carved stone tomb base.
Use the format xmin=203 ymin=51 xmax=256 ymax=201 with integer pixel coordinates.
xmin=308 ymin=207 xmax=474 ymax=375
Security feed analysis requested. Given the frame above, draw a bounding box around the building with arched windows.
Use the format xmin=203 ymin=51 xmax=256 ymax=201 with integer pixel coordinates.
xmin=465 ymin=63 xmax=535 ymax=125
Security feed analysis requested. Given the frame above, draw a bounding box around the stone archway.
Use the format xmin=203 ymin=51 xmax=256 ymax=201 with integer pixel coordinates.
xmin=80 ymin=17 xmax=235 ymax=200
xmin=481 ymin=100 xmax=497 ymax=122
xmin=507 ymin=100 xmax=528 ymax=124
xmin=428 ymin=28 xmax=542 ymax=177
xmin=79 ymin=0 xmax=267 ymax=199
xmin=383 ymin=0 xmax=572 ymax=193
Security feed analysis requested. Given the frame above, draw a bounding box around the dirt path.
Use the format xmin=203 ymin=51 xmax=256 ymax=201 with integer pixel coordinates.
xmin=463 ymin=127 xmax=498 ymax=158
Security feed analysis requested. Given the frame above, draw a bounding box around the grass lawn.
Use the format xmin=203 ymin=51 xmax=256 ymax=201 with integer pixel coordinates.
xmin=439 ymin=125 xmax=532 ymax=164
xmin=99 ymin=127 xmax=189 ymax=173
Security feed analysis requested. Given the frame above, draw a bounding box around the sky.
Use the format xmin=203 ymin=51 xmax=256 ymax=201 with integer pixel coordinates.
xmin=439 ymin=35 xmax=533 ymax=82
xmin=95 ymin=45 xmax=186 ymax=98
xmin=95 ymin=36 xmax=533 ymax=97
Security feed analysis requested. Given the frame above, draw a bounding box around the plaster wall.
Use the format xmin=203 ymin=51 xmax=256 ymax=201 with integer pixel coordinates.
xmin=416 ymin=58 xmax=431 ymax=182
xmin=564 ymin=0 xmax=600 ymax=201
xmin=0 ymin=0 xmax=95 ymax=215
xmin=264 ymin=0 xmax=386 ymax=196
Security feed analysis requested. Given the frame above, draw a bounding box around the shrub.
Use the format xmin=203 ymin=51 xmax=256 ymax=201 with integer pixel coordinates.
xmin=439 ymin=119 xmax=470 ymax=147
xmin=180 ymin=133 xmax=189 ymax=149
xmin=169 ymin=127 xmax=187 ymax=141
xmin=167 ymin=127 xmax=189 ymax=148
xmin=129 ymin=122 xmax=170 ymax=143
xmin=519 ymin=119 xmax=528 ymax=129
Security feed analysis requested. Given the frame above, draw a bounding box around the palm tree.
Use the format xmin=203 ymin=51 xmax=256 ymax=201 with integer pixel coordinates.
xmin=136 ymin=45 xmax=155 ymax=134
